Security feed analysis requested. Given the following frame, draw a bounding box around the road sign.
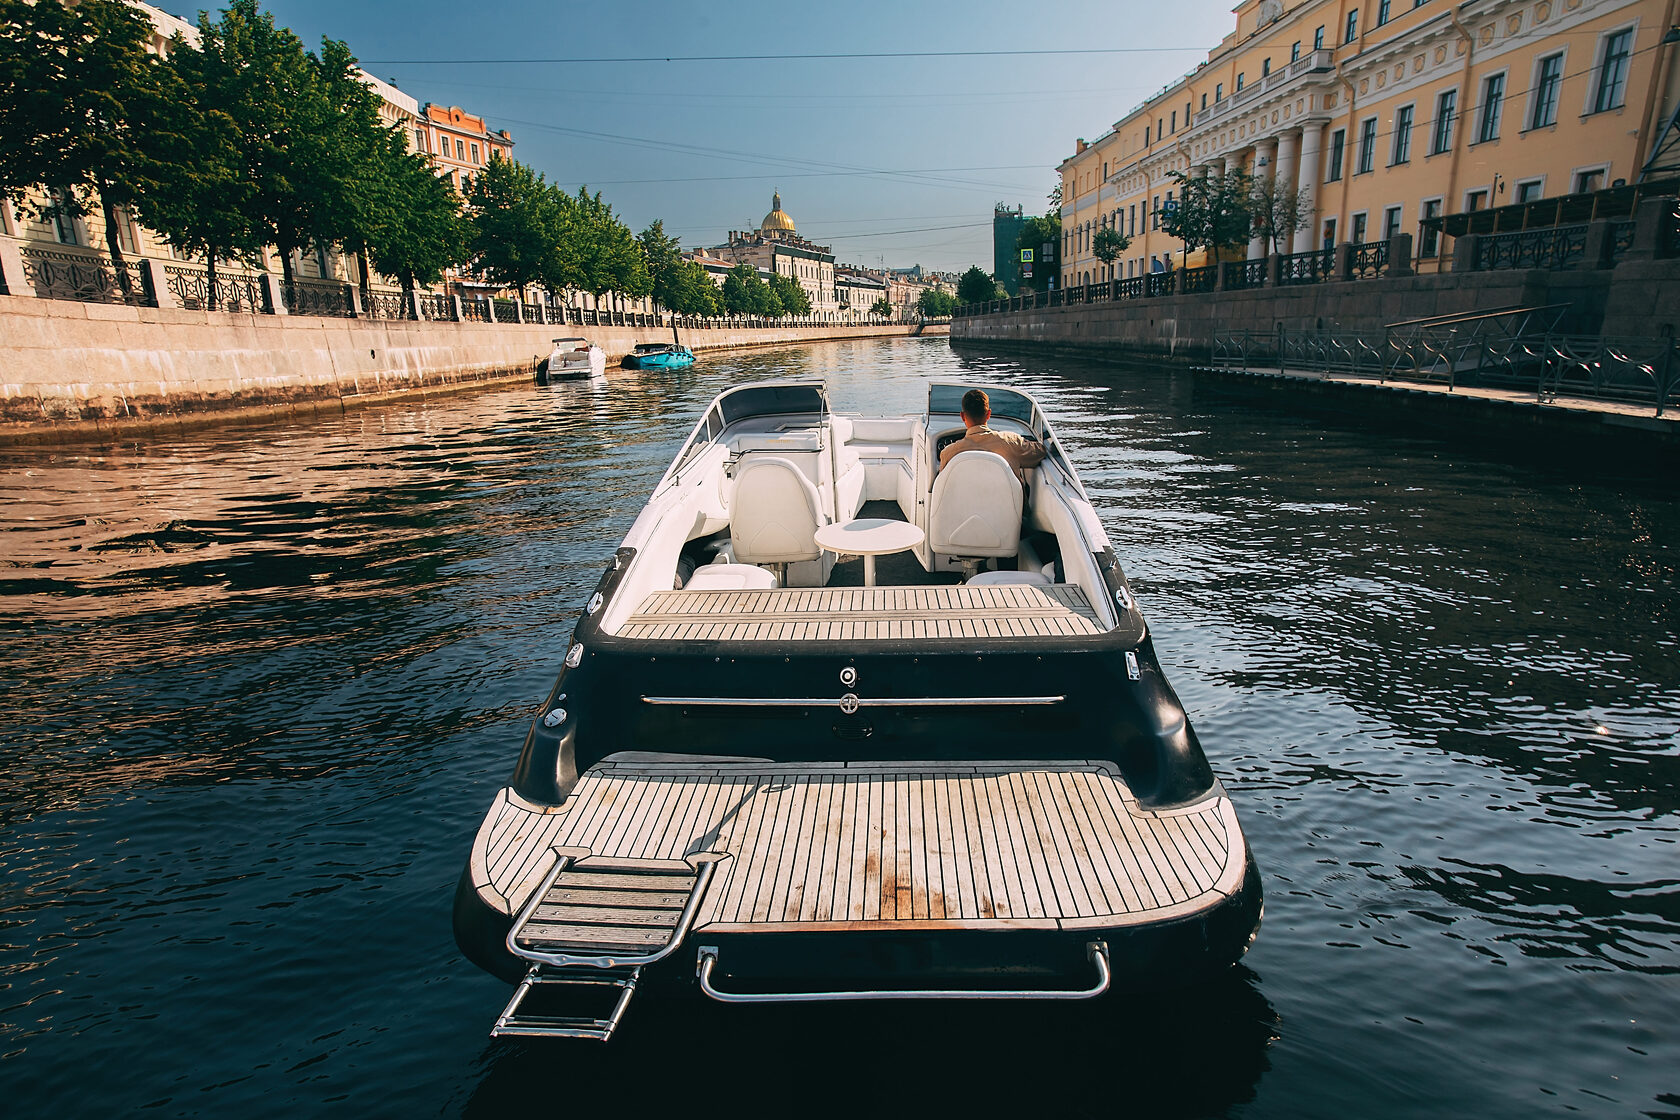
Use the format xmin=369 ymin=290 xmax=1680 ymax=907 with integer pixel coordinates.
xmin=1020 ymin=249 xmax=1034 ymax=262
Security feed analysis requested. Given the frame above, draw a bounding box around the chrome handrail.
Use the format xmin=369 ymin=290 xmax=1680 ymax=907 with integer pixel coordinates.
xmin=695 ymin=940 xmax=1111 ymax=1003
xmin=641 ymin=695 xmax=1066 ymax=707
xmin=506 ymin=850 xmax=726 ymax=971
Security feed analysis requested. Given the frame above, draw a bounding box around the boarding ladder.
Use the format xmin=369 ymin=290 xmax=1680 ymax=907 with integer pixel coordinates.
xmin=493 ymin=850 xmax=723 ymax=1041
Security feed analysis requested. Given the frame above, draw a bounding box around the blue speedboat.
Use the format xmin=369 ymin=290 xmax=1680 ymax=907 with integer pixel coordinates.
xmin=623 ymin=343 xmax=696 ymax=370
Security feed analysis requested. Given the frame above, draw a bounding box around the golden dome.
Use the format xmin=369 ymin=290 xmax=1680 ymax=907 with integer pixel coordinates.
xmin=760 ymin=191 xmax=795 ymax=233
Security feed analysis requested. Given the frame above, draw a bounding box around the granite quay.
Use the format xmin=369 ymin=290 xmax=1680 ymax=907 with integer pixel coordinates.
xmin=0 ymin=291 xmax=946 ymax=443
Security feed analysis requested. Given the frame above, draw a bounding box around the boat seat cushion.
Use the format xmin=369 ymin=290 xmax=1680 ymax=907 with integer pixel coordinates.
xmin=730 ymin=455 xmax=827 ymax=564
xmin=684 ymin=563 xmax=779 ymax=590
xmin=928 ymin=450 xmax=1023 ymax=559
xmin=966 ymin=569 xmax=1051 ymax=586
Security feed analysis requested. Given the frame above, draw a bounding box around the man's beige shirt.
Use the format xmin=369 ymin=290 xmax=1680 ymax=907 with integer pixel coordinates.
xmin=937 ymin=424 xmax=1047 ymax=484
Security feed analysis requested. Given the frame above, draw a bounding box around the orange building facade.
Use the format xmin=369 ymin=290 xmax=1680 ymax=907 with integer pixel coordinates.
xmin=1058 ymin=0 xmax=1680 ymax=285
xmin=418 ymin=105 xmax=514 ymax=195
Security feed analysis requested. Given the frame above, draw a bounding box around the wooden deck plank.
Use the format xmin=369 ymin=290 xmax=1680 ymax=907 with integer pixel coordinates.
xmin=530 ymin=903 xmax=683 ymax=927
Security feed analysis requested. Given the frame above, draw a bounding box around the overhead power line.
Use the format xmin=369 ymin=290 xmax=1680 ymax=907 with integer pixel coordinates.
xmin=364 ymin=46 xmax=1205 ymax=66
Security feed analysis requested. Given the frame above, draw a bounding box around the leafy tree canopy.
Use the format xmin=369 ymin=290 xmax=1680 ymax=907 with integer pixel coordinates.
xmin=662 ymin=259 xmax=722 ymax=316
xmin=1161 ymin=169 xmax=1254 ymax=264
xmin=770 ymin=271 xmax=811 ymax=316
xmin=956 ymin=266 xmax=999 ymax=304
xmin=465 ymin=155 xmax=564 ymax=293
xmin=1249 ymin=175 xmax=1311 ymax=255
xmin=917 ymin=288 xmax=956 ymax=317
xmin=365 ymin=147 xmax=467 ymax=299
xmin=1092 ymin=226 xmax=1129 ymax=264
xmin=869 ymin=297 xmax=892 ymax=318
xmin=638 ymin=219 xmax=684 ymax=307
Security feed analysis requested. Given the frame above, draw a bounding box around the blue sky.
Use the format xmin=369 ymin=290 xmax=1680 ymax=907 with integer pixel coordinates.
xmin=193 ymin=0 xmax=1233 ymax=274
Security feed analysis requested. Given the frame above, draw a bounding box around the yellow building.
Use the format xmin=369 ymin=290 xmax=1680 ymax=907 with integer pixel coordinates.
xmin=1059 ymin=0 xmax=1680 ymax=285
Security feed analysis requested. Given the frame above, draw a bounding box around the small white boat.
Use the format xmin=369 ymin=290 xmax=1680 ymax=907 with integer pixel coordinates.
xmin=537 ymin=337 xmax=606 ymax=384
xmin=455 ymin=380 xmax=1261 ymax=1040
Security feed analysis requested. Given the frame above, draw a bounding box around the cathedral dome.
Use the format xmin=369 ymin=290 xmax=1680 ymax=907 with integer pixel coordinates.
xmin=760 ymin=191 xmax=795 ymax=233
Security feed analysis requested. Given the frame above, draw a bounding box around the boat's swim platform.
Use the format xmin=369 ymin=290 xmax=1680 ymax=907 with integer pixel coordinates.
xmin=617 ymin=584 xmax=1104 ymax=642
xmin=472 ymin=760 xmax=1243 ymax=938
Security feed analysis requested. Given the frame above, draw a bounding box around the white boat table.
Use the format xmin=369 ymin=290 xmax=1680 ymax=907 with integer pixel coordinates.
xmin=813 ymin=517 xmax=924 ymax=587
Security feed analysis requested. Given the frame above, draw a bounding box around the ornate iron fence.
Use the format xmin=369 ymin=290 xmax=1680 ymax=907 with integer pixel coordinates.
xmin=363 ymin=289 xmax=410 ymax=319
xmin=21 ymin=247 xmax=151 ymax=305
xmin=1348 ymin=239 xmax=1389 ymax=280
xmin=1179 ymin=265 xmax=1217 ymax=294
xmin=492 ymin=298 xmax=520 ymax=322
xmin=1279 ymin=248 xmax=1334 ymax=286
xmin=1474 ymin=225 xmax=1588 ymax=271
xmin=282 ymin=279 xmax=351 ymax=317
xmin=1223 ymin=259 xmax=1267 ymax=291
xmin=415 ymin=293 xmax=454 ymax=320
xmin=167 ymin=264 xmax=265 ymax=312
xmin=459 ymin=297 xmax=491 ymax=323
xmin=1115 ymin=275 xmax=1146 ymax=300
xmin=1611 ymin=219 xmax=1637 ymax=262
xmin=1145 ymin=272 xmax=1173 ymax=297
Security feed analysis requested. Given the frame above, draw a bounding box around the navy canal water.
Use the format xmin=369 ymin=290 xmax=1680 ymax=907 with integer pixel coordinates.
xmin=2 ymin=337 xmax=1676 ymax=1117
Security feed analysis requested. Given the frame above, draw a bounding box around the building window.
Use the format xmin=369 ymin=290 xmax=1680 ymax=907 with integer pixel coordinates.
xmin=1351 ymin=212 xmax=1368 ymax=243
xmin=1595 ymin=29 xmax=1633 ymax=113
xmin=1216 ymin=83 xmax=1224 ymax=102
xmin=1532 ymin=53 xmax=1563 ymax=128
xmin=1322 ymin=217 xmax=1337 ymax=249
xmin=1314 ymin=25 xmax=1325 ymax=50
xmin=1236 ymin=73 xmax=1246 ymax=92
xmin=1201 ymin=92 xmax=1208 ymax=109
xmin=414 ymin=128 xmax=426 ymax=152
xmin=1383 ymin=205 xmax=1402 ymax=239
xmin=1420 ymin=198 xmax=1442 ymax=257
xmin=1515 ymin=179 xmax=1544 ymax=203
xmin=49 ymin=189 xmax=77 ymax=245
xmin=1103 ymin=162 xmax=1108 ymax=179
xmin=1377 ymin=0 xmax=1391 ymax=25
xmin=1327 ymin=128 xmax=1346 ymax=180
xmin=1345 ymin=10 xmax=1358 ymax=43
xmin=1262 ymin=58 xmax=1271 ymax=77
xmin=1432 ymin=89 xmax=1456 ymax=153
xmin=1574 ymin=168 xmax=1606 ymax=193
xmin=1466 ymin=188 xmax=1488 ymax=211
xmin=456 ymin=138 xmax=465 ymax=160
xmin=471 ymin=142 xmax=480 ymax=164
xmin=1357 ymin=116 xmax=1377 ymax=173
xmin=1477 ymin=73 xmax=1504 ymax=143
xmin=1391 ymin=105 xmax=1413 ymax=163
xmin=1152 ymin=195 xmax=1161 ymax=229
xmin=1170 ymin=111 xmax=1176 ymax=132
xmin=1292 ymin=41 xmax=1301 ymax=62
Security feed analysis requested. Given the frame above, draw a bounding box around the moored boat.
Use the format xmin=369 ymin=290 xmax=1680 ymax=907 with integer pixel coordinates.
xmin=622 ymin=342 xmax=696 ymax=370
xmin=453 ymin=379 xmax=1262 ymax=1040
xmin=536 ymin=337 xmax=606 ymax=384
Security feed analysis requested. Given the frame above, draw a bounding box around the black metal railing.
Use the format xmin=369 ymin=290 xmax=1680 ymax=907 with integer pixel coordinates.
xmin=1279 ymin=247 xmax=1334 ymax=286
xmin=167 ymin=263 xmax=265 ymax=312
xmin=21 ymin=247 xmax=151 ymax=305
xmin=1179 ymin=265 xmax=1217 ymax=294
xmin=1223 ymin=259 xmax=1267 ymax=291
xmin=1349 ymin=239 xmax=1389 ymax=280
xmin=362 ymin=289 xmax=410 ymax=319
xmin=1611 ymin=219 xmax=1637 ymax=262
xmin=1145 ymin=272 xmax=1173 ymax=297
xmin=1474 ymin=225 xmax=1587 ymax=271
xmin=492 ymin=297 xmax=520 ymax=322
xmin=416 ymin=293 xmax=454 ymax=321
xmin=458 ymin=297 xmax=491 ymax=323
xmin=283 ymin=279 xmax=352 ymax=317
xmin=1115 ymin=275 xmax=1146 ymax=300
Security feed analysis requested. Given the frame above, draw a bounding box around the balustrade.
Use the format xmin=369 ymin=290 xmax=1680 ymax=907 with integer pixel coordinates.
xmin=169 ymin=264 xmax=266 ymax=312
xmin=281 ymin=279 xmax=351 ymax=317
xmin=416 ymin=293 xmax=454 ymax=321
xmin=1348 ymin=240 xmax=1390 ymax=280
xmin=22 ymin=247 xmax=151 ymax=305
xmin=362 ymin=290 xmax=410 ymax=320
xmin=1473 ymin=225 xmax=1587 ymax=271
xmin=1179 ymin=265 xmax=1217 ymax=294
xmin=1223 ymin=259 xmax=1267 ymax=291
xmin=1279 ymin=247 xmax=1334 ymax=286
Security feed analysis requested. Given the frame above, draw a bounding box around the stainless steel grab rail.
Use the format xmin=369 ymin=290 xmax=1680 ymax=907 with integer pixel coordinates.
xmin=642 ymin=695 xmax=1065 ymax=708
xmin=695 ymin=941 xmax=1111 ymax=1003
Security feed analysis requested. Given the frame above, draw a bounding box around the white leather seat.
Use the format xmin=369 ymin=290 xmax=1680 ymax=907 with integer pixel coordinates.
xmin=928 ymin=450 xmax=1023 ymax=560
xmin=685 ymin=563 xmax=778 ymax=590
xmin=966 ymin=569 xmax=1051 ymax=586
xmin=730 ymin=455 xmax=827 ymax=565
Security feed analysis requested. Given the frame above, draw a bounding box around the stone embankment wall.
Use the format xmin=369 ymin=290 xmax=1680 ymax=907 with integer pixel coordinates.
xmin=0 ymin=295 xmax=946 ymax=441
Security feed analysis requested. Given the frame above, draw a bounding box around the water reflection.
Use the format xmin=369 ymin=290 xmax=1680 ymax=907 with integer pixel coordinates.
xmin=1 ymin=338 xmax=1676 ymax=1117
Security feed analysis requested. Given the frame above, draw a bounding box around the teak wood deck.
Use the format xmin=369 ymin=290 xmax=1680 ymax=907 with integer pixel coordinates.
xmin=472 ymin=762 xmax=1243 ymax=935
xmin=616 ymin=584 xmax=1105 ymax=642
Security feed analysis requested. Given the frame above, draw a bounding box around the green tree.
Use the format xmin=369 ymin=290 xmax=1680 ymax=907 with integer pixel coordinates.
xmin=956 ymin=266 xmax=999 ymax=304
xmin=465 ymin=156 xmax=564 ymax=293
xmin=1249 ymin=175 xmax=1310 ymax=255
xmin=869 ymin=296 xmax=892 ymax=318
xmin=721 ymin=262 xmax=770 ymax=315
xmin=572 ymin=188 xmax=649 ymax=303
xmin=662 ymin=259 xmax=722 ymax=316
xmin=365 ymin=148 xmax=467 ymax=308
xmin=1092 ymin=226 xmax=1129 ymax=267
xmin=1161 ymin=169 xmax=1254 ymax=265
xmin=144 ymin=30 xmax=266 ymax=309
xmin=770 ymin=272 xmax=811 ymax=316
xmin=917 ymin=288 xmax=956 ymax=317
xmin=309 ymin=36 xmax=406 ymax=299
xmin=1016 ymin=212 xmax=1060 ymax=291
xmin=638 ymin=219 xmax=684 ymax=309
xmin=0 ymin=0 xmax=169 ymax=289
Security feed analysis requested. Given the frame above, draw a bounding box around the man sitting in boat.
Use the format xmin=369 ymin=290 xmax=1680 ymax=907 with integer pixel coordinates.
xmin=937 ymin=388 xmax=1047 ymax=484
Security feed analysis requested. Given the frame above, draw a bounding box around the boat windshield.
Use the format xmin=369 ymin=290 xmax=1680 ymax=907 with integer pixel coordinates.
xmin=927 ymin=384 xmax=1034 ymax=424
xmin=718 ymin=384 xmax=826 ymax=425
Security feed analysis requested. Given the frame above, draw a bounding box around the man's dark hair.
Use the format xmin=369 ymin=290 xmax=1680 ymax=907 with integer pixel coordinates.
xmin=961 ymin=388 xmax=989 ymax=423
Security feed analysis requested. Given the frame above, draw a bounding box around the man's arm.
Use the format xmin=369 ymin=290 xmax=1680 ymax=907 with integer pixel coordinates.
xmin=1016 ymin=435 xmax=1047 ymax=469
xmin=938 ymin=440 xmax=962 ymax=469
